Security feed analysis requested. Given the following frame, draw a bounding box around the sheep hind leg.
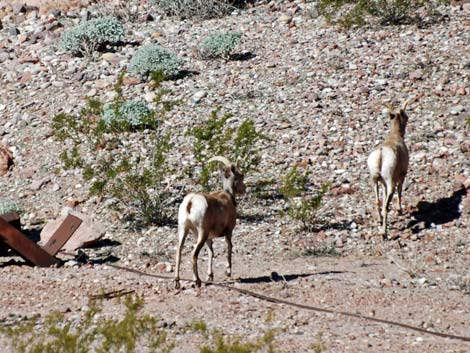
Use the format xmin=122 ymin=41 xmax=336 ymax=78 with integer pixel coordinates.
xmin=206 ymin=239 xmax=214 ymax=282
xmin=382 ymin=181 xmax=395 ymax=239
xmin=192 ymin=229 xmax=206 ymax=287
xmin=372 ymin=179 xmax=383 ymax=224
xmin=174 ymin=224 xmax=189 ymax=289
xmin=225 ymin=234 xmax=233 ymax=279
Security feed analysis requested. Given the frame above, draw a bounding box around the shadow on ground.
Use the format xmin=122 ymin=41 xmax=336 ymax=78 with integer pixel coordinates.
xmin=407 ymin=185 xmax=467 ymax=233
xmin=238 ymin=270 xmax=344 ymax=284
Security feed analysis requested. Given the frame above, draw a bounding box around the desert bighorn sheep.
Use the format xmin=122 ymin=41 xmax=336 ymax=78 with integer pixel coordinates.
xmin=367 ymin=99 xmax=411 ymax=238
xmin=174 ymin=156 xmax=246 ymax=289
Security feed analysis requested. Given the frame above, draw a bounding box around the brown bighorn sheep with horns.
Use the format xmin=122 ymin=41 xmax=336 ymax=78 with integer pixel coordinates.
xmin=367 ymin=98 xmax=412 ymax=238
xmin=174 ymin=156 xmax=246 ymax=289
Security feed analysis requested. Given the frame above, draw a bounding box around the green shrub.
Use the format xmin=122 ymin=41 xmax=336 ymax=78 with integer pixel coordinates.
xmin=129 ymin=44 xmax=183 ymax=79
xmin=187 ymin=109 xmax=268 ymax=191
xmin=200 ymin=331 xmax=276 ymax=353
xmin=200 ymin=31 xmax=242 ymax=60
xmin=280 ymin=165 xmax=330 ymax=232
xmin=60 ymin=16 xmax=124 ymax=56
xmin=0 ymin=295 xmax=173 ymax=353
xmin=52 ymin=73 xmax=178 ymax=227
xmin=151 ymin=0 xmax=235 ymax=19
xmin=316 ymin=0 xmax=450 ymax=28
xmin=102 ymin=100 xmax=152 ymax=130
xmin=187 ymin=319 xmax=277 ymax=353
xmin=0 ymin=199 xmax=21 ymax=216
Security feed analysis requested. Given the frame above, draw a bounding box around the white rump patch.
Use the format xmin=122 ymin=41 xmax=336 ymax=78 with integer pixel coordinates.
xmin=178 ymin=193 xmax=208 ymax=228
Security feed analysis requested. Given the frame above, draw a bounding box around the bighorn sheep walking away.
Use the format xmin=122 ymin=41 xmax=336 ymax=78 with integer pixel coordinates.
xmin=367 ymin=99 xmax=412 ymax=238
xmin=174 ymin=156 xmax=246 ymax=289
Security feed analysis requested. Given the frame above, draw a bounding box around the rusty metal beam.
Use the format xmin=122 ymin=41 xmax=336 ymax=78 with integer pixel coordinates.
xmin=0 ymin=217 xmax=60 ymax=267
xmin=43 ymin=214 xmax=82 ymax=256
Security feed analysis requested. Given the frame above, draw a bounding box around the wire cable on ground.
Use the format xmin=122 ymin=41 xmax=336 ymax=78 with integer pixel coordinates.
xmin=109 ymin=264 xmax=470 ymax=343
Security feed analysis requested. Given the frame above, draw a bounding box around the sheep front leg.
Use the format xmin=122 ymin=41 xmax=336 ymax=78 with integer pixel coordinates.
xmin=175 ymin=225 xmax=188 ymax=289
xmin=206 ymin=239 xmax=214 ymax=282
xmin=192 ymin=229 xmax=206 ymax=287
xmin=224 ymin=234 xmax=233 ymax=279
xmin=396 ymin=179 xmax=404 ymax=214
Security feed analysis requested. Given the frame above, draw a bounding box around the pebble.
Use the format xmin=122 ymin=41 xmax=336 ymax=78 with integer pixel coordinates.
xmin=0 ymin=5 xmax=468 ymax=351
xmin=192 ymin=90 xmax=207 ymax=104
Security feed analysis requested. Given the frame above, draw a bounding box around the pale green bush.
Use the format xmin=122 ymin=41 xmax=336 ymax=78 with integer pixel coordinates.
xmin=200 ymin=31 xmax=242 ymax=59
xmin=129 ymin=44 xmax=183 ymax=79
xmin=0 ymin=199 xmax=21 ymax=215
xmin=60 ymin=16 xmax=124 ymax=56
xmin=102 ymin=100 xmax=152 ymax=129
xmin=151 ymin=0 xmax=234 ymax=19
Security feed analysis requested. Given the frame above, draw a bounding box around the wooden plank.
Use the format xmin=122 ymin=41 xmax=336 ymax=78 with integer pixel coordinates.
xmin=0 ymin=217 xmax=60 ymax=267
xmin=0 ymin=211 xmax=21 ymax=230
xmin=42 ymin=214 xmax=82 ymax=256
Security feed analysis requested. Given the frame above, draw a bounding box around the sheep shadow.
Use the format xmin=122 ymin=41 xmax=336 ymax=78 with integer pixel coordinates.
xmin=238 ymin=270 xmax=344 ymax=284
xmin=407 ymin=185 xmax=467 ymax=233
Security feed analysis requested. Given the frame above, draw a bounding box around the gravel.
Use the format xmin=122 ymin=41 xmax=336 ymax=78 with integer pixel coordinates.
xmin=0 ymin=0 xmax=469 ymax=352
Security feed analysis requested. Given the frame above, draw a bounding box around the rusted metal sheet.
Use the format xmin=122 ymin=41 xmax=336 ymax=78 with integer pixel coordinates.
xmin=43 ymin=214 xmax=82 ymax=256
xmin=0 ymin=217 xmax=60 ymax=267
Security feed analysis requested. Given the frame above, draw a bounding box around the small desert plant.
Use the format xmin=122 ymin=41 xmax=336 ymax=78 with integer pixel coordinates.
xmin=93 ymin=0 xmax=141 ymax=22
xmin=316 ymin=0 xmax=450 ymax=28
xmin=280 ymin=165 xmax=330 ymax=232
xmin=311 ymin=332 xmax=327 ymax=353
xmin=187 ymin=108 xmax=268 ymax=191
xmin=101 ymin=100 xmax=152 ymax=130
xmin=52 ymin=73 xmax=179 ymax=227
xmin=60 ymin=16 xmax=124 ymax=56
xmin=0 ymin=199 xmax=21 ymax=215
xmin=187 ymin=319 xmax=277 ymax=353
xmin=0 ymin=295 xmax=174 ymax=353
xmin=200 ymin=31 xmax=242 ymax=60
xmin=151 ymin=0 xmax=235 ymax=19
xmin=129 ymin=44 xmax=183 ymax=79
xmin=302 ymin=241 xmax=339 ymax=257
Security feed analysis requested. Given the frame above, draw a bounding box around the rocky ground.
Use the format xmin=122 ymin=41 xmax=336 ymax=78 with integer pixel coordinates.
xmin=0 ymin=0 xmax=469 ymax=352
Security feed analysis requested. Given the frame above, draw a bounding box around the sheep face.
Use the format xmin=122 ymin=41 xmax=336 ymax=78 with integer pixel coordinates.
xmin=388 ymin=105 xmax=409 ymax=138
xmin=221 ymin=165 xmax=246 ymax=195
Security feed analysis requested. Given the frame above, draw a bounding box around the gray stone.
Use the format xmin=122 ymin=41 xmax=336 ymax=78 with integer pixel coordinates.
xmin=8 ymin=27 xmax=20 ymax=36
xmin=192 ymin=90 xmax=207 ymax=104
xmin=449 ymin=105 xmax=465 ymax=115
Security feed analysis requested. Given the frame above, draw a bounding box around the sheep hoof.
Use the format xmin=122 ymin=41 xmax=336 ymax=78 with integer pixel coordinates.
xmin=174 ymin=280 xmax=181 ymax=290
xmin=207 ymin=274 xmax=214 ymax=282
xmin=195 ymin=279 xmax=202 ymax=287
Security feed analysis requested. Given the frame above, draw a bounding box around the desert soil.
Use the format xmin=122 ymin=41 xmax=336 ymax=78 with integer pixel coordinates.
xmin=0 ymin=0 xmax=469 ymax=352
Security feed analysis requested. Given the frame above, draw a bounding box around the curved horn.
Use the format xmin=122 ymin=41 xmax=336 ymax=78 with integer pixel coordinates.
xmin=401 ymin=98 xmax=412 ymax=111
xmin=207 ymin=156 xmax=232 ymax=167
